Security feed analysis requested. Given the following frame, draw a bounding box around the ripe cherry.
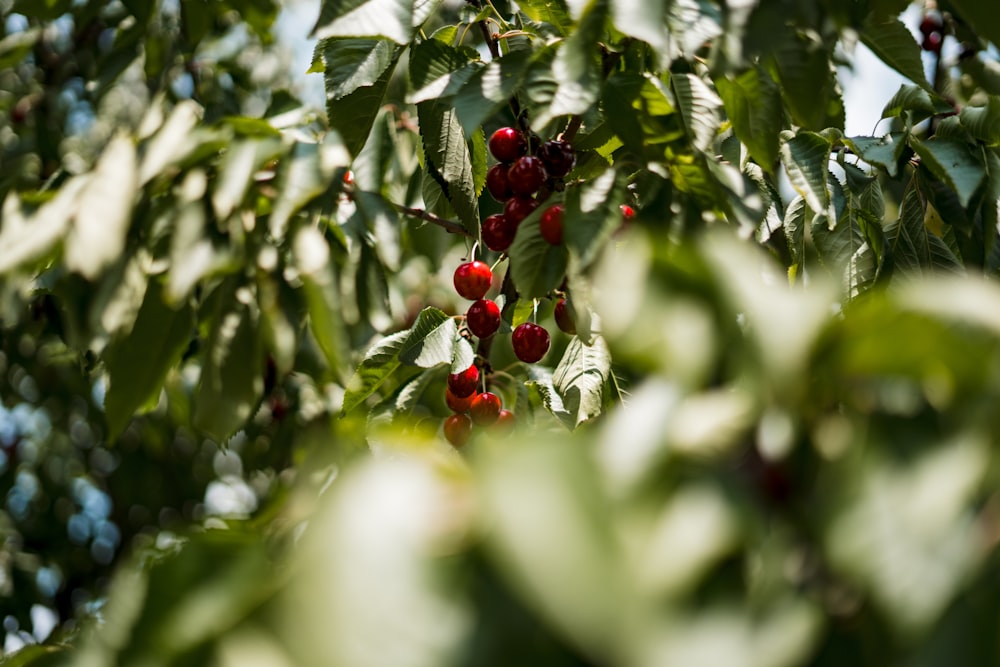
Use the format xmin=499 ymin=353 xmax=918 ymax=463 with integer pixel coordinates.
xmin=486 ymin=164 xmax=512 ymax=202
xmin=922 ymin=31 xmax=942 ymax=53
xmin=512 ymin=322 xmax=550 ymax=363
xmin=919 ymin=13 xmax=942 ymax=38
xmin=504 ymin=195 xmax=539 ymax=226
xmin=554 ymin=298 xmax=576 ymax=335
xmin=448 ymin=364 xmax=479 ymax=398
xmin=470 ymin=392 xmax=502 ymax=426
xmin=492 ymin=409 xmax=516 ymax=435
xmin=444 ymin=413 xmax=473 ymax=447
xmin=539 ymin=204 xmax=564 ymax=245
xmin=453 ymin=260 xmax=493 ymax=300
xmin=620 ymin=204 xmax=635 ymax=220
xmin=482 ymin=213 xmax=517 ymax=252
xmin=466 ymin=299 xmax=501 ymax=338
xmin=446 ymin=386 xmax=476 ymax=413
xmin=538 ymin=140 xmax=576 ymax=178
xmin=489 ymin=127 xmax=527 ymax=163
xmin=507 ymin=156 xmax=547 ymax=195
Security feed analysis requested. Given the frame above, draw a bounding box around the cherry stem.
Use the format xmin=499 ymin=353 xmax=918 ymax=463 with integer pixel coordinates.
xmin=389 ymin=202 xmax=473 ymax=238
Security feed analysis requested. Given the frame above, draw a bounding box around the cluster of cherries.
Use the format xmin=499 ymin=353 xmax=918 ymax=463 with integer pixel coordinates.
xmin=441 ymin=126 xmax=632 ymax=448
xmin=920 ymin=12 xmax=944 ymax=54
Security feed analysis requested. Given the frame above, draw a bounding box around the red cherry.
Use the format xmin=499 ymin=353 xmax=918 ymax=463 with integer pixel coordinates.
xmin=470 ymin=392 xmax=502 ymax=426
xmin=512 ymin=322 xmax=550 ymax=363
xmin=620 ymin=204 xmax=635 ymax=220
xmin=488 ymin=127 xmax=527 ymax=163
xmin=554 ymin=298 xmax=576 ymax=335
xmin=922 ymin=31 xmax=942 ymax=53
xmin=492 ymin=409 xmax=516 ymax=435
xmin=444 ymin=413 xmax=473 ymax=447
xmin=919 ymin=13 xmax=942 ymax=38
xmin=446 ymin=386 xmax=476 ymax=413
xmin=507 ymin=156 xmax=547 ymax=195
xmin=482 ymin=213 xmax=517 ymax=252
xmin=342 ymin=169 xmax=354 ymax=185
xmin=486 ymin=164 xmax=512 ymax=202
xmin=448 ymin=364 xmax=479 ymax=398
xmin=539 ymin=204 xmax=564 ymax=245
xmin=453 ymin=260 xmax=493 ymax=300
xmin=504 ymin=195 xmax=539 ymax=226
xmin=538 ymin=140 xmax=576 ymax=178
xmin=466 ymin=299 xmax=501 ymax=338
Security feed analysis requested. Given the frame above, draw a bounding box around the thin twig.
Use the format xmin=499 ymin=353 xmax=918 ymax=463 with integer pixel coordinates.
xmin=391 ymin=202 xmax=473 ymax=237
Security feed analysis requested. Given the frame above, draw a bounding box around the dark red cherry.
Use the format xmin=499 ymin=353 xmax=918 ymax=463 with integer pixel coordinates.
xmin=466 ymin=299 xmax=501 ymax=338
xmin=511 ymin=322 xmax=550 ymax=363
xmin=448 ymin=364 xmax=480 ymax=398
xmin=554 ymin=298 xmax=576 ymax=335
xmin=539 ymin=204 xmax=564 ymax=245
xmin=486 ymin=164 xmax=512 ymax=202
xmin=470 ymin=392 xmax=502 ymax=426
xmin=507 ymin=156 xmax=547 ymax=195
xmin=489 ymin=127 xmax=527 ymax=163
xmin=482 ymin=213 xmax=517 ymax=252
xmin=538 ymin=140 xmax=576 ymax=178
xmin=444 ymin=413 xmax=473 ymax=447
xmin=504 ymin=195 xmax=539 ymax=226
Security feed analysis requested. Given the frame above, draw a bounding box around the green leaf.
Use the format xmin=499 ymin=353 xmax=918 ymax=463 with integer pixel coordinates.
xmin=772 ymin=32 xmax=841 ymax=131
xmin=947 ymin=0 xmax=1000 ymax=52
xmin=672 ymin=71 xmax=723 ymax=153
xmin=910 ymin=137 xmax=985 ymax=208
xmin=312 ymin=0 xmax=425 ymax=44
xmin=881 ymin=84 xmax=954 ymax=124
xmin=859 ymin=17 xmax=932 ymax=92
xmin=715 ymin=65 xmax=782 ymax=170
xmin=780 ymin=131 xmax=832 ymax=217
xmin=193 ymin=281 xmax=264 ymax=441
xmin=0 ymin=28 xmax=40 ymax=69
xmin=844 ymin=133 xmax=906 ymax=178
xmin=609 ymin=0 xmax=668 ymax=51
xmin=509 ymin=209 xmax=570 ymax=299
xmin=327 ymin=48 xmax=402 ymax=156
xmin=417 ymin=100 xmax=480 ymax=233
xmin=407 ymin=38 xmax=481 ymax=104
xmin=104 ymin=280 xmax=195 ymax=440
xmin=139 ymin=101 xmax=202 ymax=185
xmin=212 ymin=137 xmax=283 ymax=220
xmin=0 ymin=179 xmax=84 ymax=275
xmin=65 ymin=134 xmax=138 ymax=280
xmin=811 ymin=179 xmax=877 ymax=296
xmin=563 ymin=168 xmax=627 ymax=270
xmin=532 ymin=2 xmax=606 ymax=129
xmin=317 ymin=37 xmax=398 ymax=100
xmin=886 ymin=185 xmax=963 ymax=276
xmin=453 ymin=49 xmax=532 ymax=135
xmin=341 ymin=307 xmax=452 ymax=413
xmin=784 ymin=195 xmax=808 ymax=272
xmin=959 ymin=97 xmax=1000 ymax=146
xmin=295 ymin=227 xmax=352 ymax=383
xmin=552 ymin=335 xmax=612 ymax=428
xmin=270 ymin=134 xmax=351 ymax=238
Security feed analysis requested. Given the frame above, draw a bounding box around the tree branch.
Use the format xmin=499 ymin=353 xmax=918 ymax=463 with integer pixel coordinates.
xmin=390 ymin=202 xmax=474 ymax=237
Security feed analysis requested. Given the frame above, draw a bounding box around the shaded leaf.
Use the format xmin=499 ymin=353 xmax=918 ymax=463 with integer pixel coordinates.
xmin=509 ymin=209 xmax=570 ymax=299
xmin=552 ymin=335 xmax=612 ymax=428
xmin=716 ymin=65 xmax=782 ymax=170
xmin=860 ymin=17 xmax=932 ymax=92
xmin=886 ymin=185 xmax=963 ymax=276
xmin=910 ymin=136 xmax=985 ymax=208
xmin=780 ymin=131 xmax=832 ymax=216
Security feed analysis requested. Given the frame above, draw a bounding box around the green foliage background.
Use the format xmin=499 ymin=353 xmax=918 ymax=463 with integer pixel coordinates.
xmin=3 ymin=0 xmax=1000 ymax=664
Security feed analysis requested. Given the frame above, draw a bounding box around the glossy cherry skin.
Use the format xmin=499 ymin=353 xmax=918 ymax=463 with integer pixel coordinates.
xmin=492 ymin=409 xmax=516 ymax=435
xmin=444 ymin=413 xmax=473 ymax=447
xmin=448 ymin=364 xmax=479 ymax=398
xmin=507 ymin=156 xmax=547 ymax=195
xmin=512 ymin=322 xmax=550 ymax=363
xmin=538 ymin=140 xmax=576 ymax=178
xmin=504 ymin=195 xmax=539 ymax=226
xmin=446 ymin=387 xmax=476 ymax=413
xmin=470 ymin=392 xmax=502 ymax=426
xmin=482 ymin=213 xmax=516 ymax=252
xmin=620 ymin=204 xmax=635 ymax=220
xmin=539 ymin=204 xmax=564 ymax=245
xmin=488 ymin=127 xmax=527 ymax=163
xmin=554 ymin=298 xmax=576 ymax=335
xmin=466 ymin=299 xmax=501 ymax=338
xmin=486 ymin=164 xmax=512 ymax=202
xmin=453 ymin=260 xmax=493 ymax=300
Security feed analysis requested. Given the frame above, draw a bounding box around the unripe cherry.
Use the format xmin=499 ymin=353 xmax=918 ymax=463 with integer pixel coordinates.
xmin=512 ymin=322 xmax=550 ymax=363
xmin=453 ymin=260 xmax=493 ymax=300
xmin=448 ymin=364 xmax=479 ymax=398
xmin=466 ymin=299 xmax=501 ymax=338
xmin=470 ymin=391 xmax=502 ymax=426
